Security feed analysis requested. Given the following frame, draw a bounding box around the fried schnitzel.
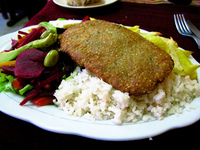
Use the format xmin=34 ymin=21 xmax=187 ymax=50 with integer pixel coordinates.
xmin=60 ymin=20 xmax=174 ymax=95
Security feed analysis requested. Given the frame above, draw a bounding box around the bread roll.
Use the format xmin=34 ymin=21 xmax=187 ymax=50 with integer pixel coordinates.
xmin=67 ymin=0 xmax=101 ymax=6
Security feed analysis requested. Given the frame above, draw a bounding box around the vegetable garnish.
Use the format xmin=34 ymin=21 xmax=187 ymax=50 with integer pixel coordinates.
xmin=17 ymin=26 xmax=44 ymax=48
xmin=0 ymin=60 xmax=16 ymax=67
xmin=39 ymin=22 xmax=57 ymax=40
xmin=82 ymin=15 xmax=89 ymax=22
xmin=44 ymin=50 xmax=59 ymax=67
xmin=14 ymin=49 xmax=46 ymax=78
xmin=12 ymin=78 xmax=25 ymax=90
xmin=0 ymin=22 xmax=57 ymax=63
xmin=32 ymin=97 xmax=54 ymax=106
xmin=0 ymin=20 xmax=76 ymax=106
xmin=0 ymin=73 xmax=17 ymax=93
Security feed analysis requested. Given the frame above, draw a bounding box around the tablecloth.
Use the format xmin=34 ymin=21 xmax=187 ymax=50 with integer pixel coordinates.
xmin=120 ymin=0 xmax=200 ymax=5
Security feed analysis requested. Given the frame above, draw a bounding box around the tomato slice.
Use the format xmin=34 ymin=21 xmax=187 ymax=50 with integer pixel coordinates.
xmin=32 ymin=97 xmax=54 ymax=106
xmin=12 ymin=78 xmax=24 ymax=90
xmin=82 ymin=15 xmax=89 ymax=22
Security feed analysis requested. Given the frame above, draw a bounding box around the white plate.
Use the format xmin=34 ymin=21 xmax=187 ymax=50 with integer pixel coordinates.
xmin=53 ymin=0 xmax=117 ymax=9
xmin=0 ymin=23 xmax=200 ymax=141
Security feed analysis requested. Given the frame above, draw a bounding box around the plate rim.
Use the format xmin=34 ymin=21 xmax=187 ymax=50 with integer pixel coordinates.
xmin=0 ymin=22 xmax=200 ymax=141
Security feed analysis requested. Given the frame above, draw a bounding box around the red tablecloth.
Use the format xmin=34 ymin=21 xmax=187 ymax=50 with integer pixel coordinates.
xmin=120 ymin=0 xmax=200 ymax=5
xmin=1 ymin=0 xmax=200 ymax=149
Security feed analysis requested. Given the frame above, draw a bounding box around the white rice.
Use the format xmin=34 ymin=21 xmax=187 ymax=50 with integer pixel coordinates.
xmin=54 ymin=69 xmax=200 ymax=124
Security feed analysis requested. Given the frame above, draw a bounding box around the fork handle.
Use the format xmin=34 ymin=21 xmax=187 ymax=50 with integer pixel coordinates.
xmin=192 ymin=36 xmax=200 ymax=49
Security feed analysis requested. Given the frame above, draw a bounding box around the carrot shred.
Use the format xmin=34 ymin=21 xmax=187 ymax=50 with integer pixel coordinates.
xmin=0 ymin=60 xmax=16 ymax=67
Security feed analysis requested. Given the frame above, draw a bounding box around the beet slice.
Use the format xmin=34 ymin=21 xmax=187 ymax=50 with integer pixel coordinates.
xmin=1 ymin=66 xmax=15 ymax=75
xmin=14 ymin=49 xmax=45 ymax=78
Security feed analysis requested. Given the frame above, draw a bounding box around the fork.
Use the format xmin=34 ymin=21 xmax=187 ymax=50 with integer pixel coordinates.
xmin=174 ymin=14 xmax=200 ymax=49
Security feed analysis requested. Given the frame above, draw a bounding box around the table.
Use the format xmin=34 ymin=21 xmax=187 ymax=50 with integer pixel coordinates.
xmin=1 ymin=0 xmax=200 ymax=149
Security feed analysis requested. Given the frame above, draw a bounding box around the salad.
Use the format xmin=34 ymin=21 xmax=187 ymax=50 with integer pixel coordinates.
xmin=0 ymin=18 xmax=83 ymax=106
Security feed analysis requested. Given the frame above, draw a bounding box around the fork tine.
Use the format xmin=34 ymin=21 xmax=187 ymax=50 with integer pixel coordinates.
xmin=178 ymin=14 xmax=187 ymax=34
xmin=174 ymin=14 xmax=200 ymax=49
xmin=174 ymin=14 xmax=191 ymax=35
xmin=174 ymin=14 xmax=182 ymax=34
xmin=179 ymin=14 xmax=188 ymax=33
xmin=180 ymin=14 xmax=192 ymax=33
xmin=174 ymin=14 xmax=179 ymax=31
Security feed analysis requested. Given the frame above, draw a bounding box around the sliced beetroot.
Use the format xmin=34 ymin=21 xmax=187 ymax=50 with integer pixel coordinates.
xmin=20 ymin=89 xmax=40 ymax=106
xmin=10 ymin=39 xmax=19 ymax=50
xmin=1 ymin=66 xmax=15 ymax=75
xmin=17 ymin=26 xmax=44 ymax=48
xmin=4 ymin=39 xmax=18 ymax=52
xmin=14 ymin=49 xmax=46 ymax=79
xmin=1 ymin=66 xmax=15 ymax=72
xmin=36 ymin=71 xmax=65 ymax=89
xmin=29 ymin=54 xmax=46 ymax=62
xmin=18 ymin=30 xmax=28 ymax=36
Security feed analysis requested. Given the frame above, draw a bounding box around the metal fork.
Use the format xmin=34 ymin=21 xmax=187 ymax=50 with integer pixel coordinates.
xmin=174 ymin=14 xmax=200 ymax=49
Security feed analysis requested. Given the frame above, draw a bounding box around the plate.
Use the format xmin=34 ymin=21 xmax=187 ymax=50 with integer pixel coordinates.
xmin=0 ymin=23 xmax=200 ymax=141
xmin=53 ymin=0 xmax=117 ymax=9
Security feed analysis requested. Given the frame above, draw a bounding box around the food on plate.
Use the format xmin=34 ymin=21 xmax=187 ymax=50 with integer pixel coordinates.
xmin=0 ymin=22 xmax=57 ymax=63
xmin=54 ymin=18 xmax=200 ymax=124
xmin=54 ymin=68 xmax=200 ymax=124
xmin=0 ymin=18 xmax=200 ymax=124
xmin=44 ymin=50 xmax=60 ymax=67
xmin=0 ymin=21 xmax=75 ymax=106
xmin=138 ymin=31 xmax=200 ymax=79
xmin=14 ymin=49 xmax=46 ymax=78
xmin=66 ymin=0 xmax=101 ymax=6
xmin=60 ymin=20 xmax=174 ymax=95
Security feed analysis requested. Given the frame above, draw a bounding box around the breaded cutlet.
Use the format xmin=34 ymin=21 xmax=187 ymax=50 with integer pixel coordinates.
xmin=60 ymin=20 xmax=174 ymax=95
